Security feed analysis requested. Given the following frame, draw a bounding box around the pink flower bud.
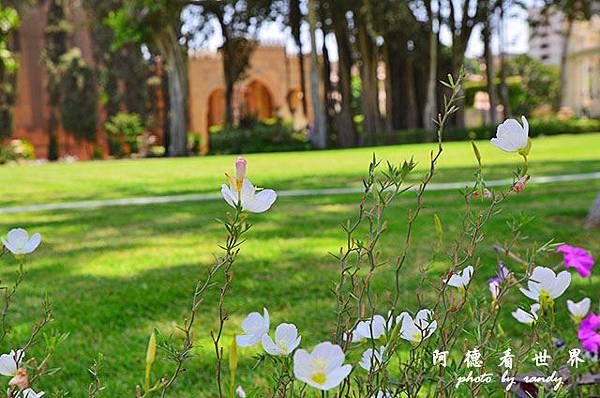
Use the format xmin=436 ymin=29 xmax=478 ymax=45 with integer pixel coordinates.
xmin=9 ymin=368 xmax=29 ymax=389
xmin=512 ymin=175 xmax=529 ymax=193
xmin=472 ymin=188 xmax=492 ymax=199
xmin=236 ymin=156 xmax=247 ymax=181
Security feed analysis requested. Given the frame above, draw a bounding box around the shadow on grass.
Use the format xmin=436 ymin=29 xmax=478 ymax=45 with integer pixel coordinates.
xmin=0 ymin=178 xmax=599 ymax=395
xmin=0 ymin=158 xmax=599 ymax=208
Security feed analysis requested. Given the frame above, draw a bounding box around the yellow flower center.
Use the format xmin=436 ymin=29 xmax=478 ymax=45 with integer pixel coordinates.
xmin=539 ymin=290 xmax=553 ymax=307
xmin=411 ymin=333 xmax=423 ymax=341
xmin=310 ymin=372 xmax=327 ymax=385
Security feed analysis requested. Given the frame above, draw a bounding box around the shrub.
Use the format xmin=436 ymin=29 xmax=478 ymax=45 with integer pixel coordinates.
xmin=363 ymin=117 xmax=600 ymax=146
xmin=208 ymin=120 xmax=309 ymax=154
xmin=0 ymin=139 xmax=35 ymax=164
xmin=104 ymin=112 xmax=144 ymax=157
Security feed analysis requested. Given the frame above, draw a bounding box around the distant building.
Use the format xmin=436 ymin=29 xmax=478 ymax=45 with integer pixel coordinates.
xmin=11 ymin=1 xmax=98 ymax=160
xmin=528 ymin=7 xmax=565 ymax=65
xmin=563 ymin=16 xmax=600 ymax=117
xmin=11 ymin=4 xmax=314 ymax=159
xmin=188 ymin=46 xmax=313 ymax=143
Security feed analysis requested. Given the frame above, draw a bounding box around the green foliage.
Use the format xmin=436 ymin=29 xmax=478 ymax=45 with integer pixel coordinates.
xmin=0 ymin=139 xmax=35 ymax=164
xmin=105 ymin=112 xmax=144 ymax=156
xmin=462 ymin=55 xmax=560 ymax=116
xmin=0 ymin=6 xmax=19 ymax=139
xmin=44 ymin=0 xmax=71 ymax=161
xmin=0 ymin=136 xmax=599 ymax=395
xmin=503 ymin=55 xmax=561 ymax=115
xmin=363 ymin=118 xmax=600 ymax=146
xmin=209 ymin=120 xmax=309 ymax=154
xmin=58 ymin=48 xmax=98 ymax=142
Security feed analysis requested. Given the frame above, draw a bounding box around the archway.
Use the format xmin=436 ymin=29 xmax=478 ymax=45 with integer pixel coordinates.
xmin=207 ymin=88 xmax=225 ymax=130
xmin=286 ymin=88 xmax=303 ymax=114
xmin=243 ymin=80 xmax=274 ymax=120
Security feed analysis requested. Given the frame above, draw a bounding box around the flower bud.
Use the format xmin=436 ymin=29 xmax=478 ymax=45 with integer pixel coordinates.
xmin=236 ymin=156 xmax=247 ymax=181
xmin=9 ymin=368 xmax=29 ymax=389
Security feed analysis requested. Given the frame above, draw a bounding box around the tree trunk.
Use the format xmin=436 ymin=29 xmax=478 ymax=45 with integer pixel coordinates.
xmin=296 ymin=49 xmax=308 ymax=118
xmin=483 ymin=18 xmax=497 ymax=126
xmin=356 ymin=14 xmax=383 ymax=141
xmin=156 ymin=26 xmax=188 ymax=157
xmin=224 ymin=80 xmax=234 ymax=127
xmin=559 ymin=17 xmax=573 ymax=109
xmin=322 ymin=37 xmax=335 ymax=144
xmin=401 ymin=48 xmax=418 ymax=129
xmin=331 ymin=10 xmax=356 ymax=147
xmin=498 ymin=0 xmax=510 ymax=119
xmin=289 ymin=0 xmax=308 ymax=118
xmin=585 ymin=192 xmax=600 ymax=229
xmin=423 ymin=3 xmax=438 ymax=132
xmin=307 ymin=0 xmax=326 ymax=148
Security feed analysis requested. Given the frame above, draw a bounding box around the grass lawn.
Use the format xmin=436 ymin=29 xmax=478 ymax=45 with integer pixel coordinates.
xmin=0 ymin=133 xmax=599 ymax=208
xmin=0 ymin=134 xmax=599 ymax=396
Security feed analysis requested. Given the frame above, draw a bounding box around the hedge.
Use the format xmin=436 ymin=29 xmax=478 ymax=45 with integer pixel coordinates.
xmin=362 ymin=118 xmax=600 ymax=146
xmin=209 ymin=121 xmax=309 ymax=154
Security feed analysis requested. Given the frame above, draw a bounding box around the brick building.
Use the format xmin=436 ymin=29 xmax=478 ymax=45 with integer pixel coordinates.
xmin=10 ymin=4 xmax=313 ymax=159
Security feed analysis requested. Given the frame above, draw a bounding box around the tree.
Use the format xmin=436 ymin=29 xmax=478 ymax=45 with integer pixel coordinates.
xmin=423 ymin=0 xmax=439 ymax=131
xmin=191 ymin=0 xmax=274 ymax=128
xmin=288 ymin=0 xmax=308 ymax=118
xmin=307 ymin=0 xmax=326 ymax=148
xmin=504 ymin=54 xmax=559 ymax=115
xmin=353 ymin=1 xmax=383 ymax=138
xmin=327 ymin=0 xmax=357 ymax=147
xmin=43 ymin=0 xmax=69 ymax=160
xmin=107 ymin=0 xmax=189 ymax=156
xmin=58 ymin=48 xmax=98 ymax=143
xmin=82 ymin=0 xmax=153 ymax=125
xmin=540 ymin=0 xmax=594 ymax=108
xmin=0 ymin=5 xmax=19 ymax=140
xmin=443 ymin=0 xmax=485 ymax=127
xmin=481 ymin=0 xmax=497 ymax=126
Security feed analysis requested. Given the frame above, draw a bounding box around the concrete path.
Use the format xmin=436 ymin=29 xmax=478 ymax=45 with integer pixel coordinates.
xmin=1 ymin=171 xmax=599 ymax=215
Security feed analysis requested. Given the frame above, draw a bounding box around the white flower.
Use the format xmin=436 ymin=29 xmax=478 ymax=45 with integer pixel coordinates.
xmin=359 ymin=346 xmax=385 ymax=372
xmin=236 ymin=308 xmax=269 ymax=347
xmin=221 ymin=157 xmax=277 ymax=213
xmin=567 ymin=297 xmax=591 ymax=321
xmin=489 ymin=281 xmax=500 ymax=300
xmin=293 ymin=342 xmax=352 ymax=391
xmin=490 ymin=116 xmax=530 ymax=153
xmin=21 ymin=388 xmax=45 ymax=398
xmin=376 ymin=392 xmax=393 ymax=398
xmin=512 ymin=304 xmax=540 ymax=325
xmin=0 ymin=350 xmax=23 ymax=376
xmin=519 ymin=266 xmax=571 ymax=303
xmin=235 ymin=386 xmax=246 ymax=398
xmin=398 ymin=309 xmax=437 ymax=343
xmin=262 ymin=323 xmax=301 ymax=355
xmin=2 ymin=229 xmax=41 ymax=255
xmin=445 ymin=266 xmax=473 ymax=289
xmin=347 ymin=315 xmax=387 ymax=342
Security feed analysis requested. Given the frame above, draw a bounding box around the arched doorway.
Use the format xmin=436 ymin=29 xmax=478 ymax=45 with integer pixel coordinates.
xmin=243 ymin=80 xmax=274 ymax=120
xmin=207 ymin=88 xmax=225 ymax=130
xmin=286 ymin=88 xmax=302 ymax=114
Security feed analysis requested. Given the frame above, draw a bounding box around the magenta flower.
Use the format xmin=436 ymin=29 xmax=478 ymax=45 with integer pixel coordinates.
xmin=556 ymin=244 xmax=595 ymax=278
xmin=578 ymin=313 xmax=600 ymax=354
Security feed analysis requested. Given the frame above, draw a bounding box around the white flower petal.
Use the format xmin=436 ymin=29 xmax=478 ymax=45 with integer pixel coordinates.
xmin=24 ymin=233 xmax=41 ymax=254
xmin=519 ymin=287 xmax=539 ymax=300
xmin=550 ymin=271 xmax=571 ymax=298
xmin=245 ymin=189 xmax=277 ymax=213
xmin=262 ymin=334 xmax=282 ymax=355
xmin=320 ymin=364 xmax=352 ymax=390
xmin=221 ymin=184 xmax=238 ymax=208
